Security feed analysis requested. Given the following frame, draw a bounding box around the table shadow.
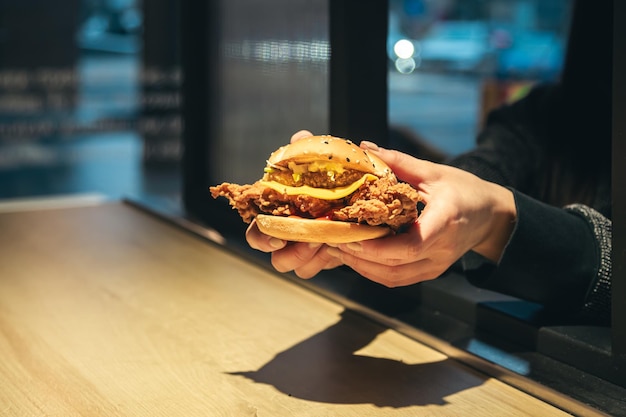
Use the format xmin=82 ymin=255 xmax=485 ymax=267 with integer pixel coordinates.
xmin=229 ymin=311 xmax=483 ymax=408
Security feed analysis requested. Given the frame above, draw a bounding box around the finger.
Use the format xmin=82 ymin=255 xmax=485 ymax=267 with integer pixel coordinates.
xmin=360 ymin=141 xmax=440 ymax=188
xmin=328 ymin=247 xmax=442 ymax=287
xmin=271 ymin=242 xmax=324 ymax=273
xmin=246 ymin=220 xmax=286 ymax=252
xmin=412 ymin=198 xmax=464 ymax=252
xmin=294 ymin=246 xmax=343 ymax=279
xmin=337 ymin=225 xmax=425 ymax=267
xmin=291 ymin=130 xmax=314 ymax=143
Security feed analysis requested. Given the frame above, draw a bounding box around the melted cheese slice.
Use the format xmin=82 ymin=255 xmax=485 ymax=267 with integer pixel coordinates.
xmin=260 ymin=174 xmax=378 ymax=200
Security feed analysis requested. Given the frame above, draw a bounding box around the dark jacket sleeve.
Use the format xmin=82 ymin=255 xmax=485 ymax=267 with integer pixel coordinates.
xmin=449 ymin=85 xmax=612 ymax=323
xmin=463 ymin=190 xmax=610 ymax=321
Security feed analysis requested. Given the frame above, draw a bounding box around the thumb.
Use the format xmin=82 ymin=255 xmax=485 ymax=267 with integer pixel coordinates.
xmin=360 ymin=141 xmax=439 ymax=187
xmin=291 ymin=130 xmax=314 ymax=143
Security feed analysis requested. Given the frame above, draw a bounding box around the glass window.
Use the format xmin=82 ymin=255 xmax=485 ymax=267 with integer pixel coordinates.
xmin=0 ymin=0 xmax=181 ymax=201
xmin=388 ymin=0 xmax=573 ymax=158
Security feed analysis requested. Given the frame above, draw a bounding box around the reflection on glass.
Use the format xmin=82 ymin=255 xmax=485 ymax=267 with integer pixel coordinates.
xmin=0 ymin=0 xmax=183 ymax=199
xmin=210 ymin=0 xmax=330 ymax=186
xmin=388 ymin=0 xmax=573 ymax=159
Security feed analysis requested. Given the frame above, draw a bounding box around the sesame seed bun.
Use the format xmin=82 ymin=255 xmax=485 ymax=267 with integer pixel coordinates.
xmin=267 ymin=135 xmax=394 ymax=179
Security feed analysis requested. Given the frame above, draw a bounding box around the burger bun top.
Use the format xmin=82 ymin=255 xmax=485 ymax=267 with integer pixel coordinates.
xmin=267 ymin=135 xmax=393 ymax=179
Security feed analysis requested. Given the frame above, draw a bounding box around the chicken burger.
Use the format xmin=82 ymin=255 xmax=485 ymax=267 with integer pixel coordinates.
xmin=210 ymin=135 xmax=420 ymax=243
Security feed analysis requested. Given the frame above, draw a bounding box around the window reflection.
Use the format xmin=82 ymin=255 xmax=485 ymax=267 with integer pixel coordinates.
xmin=0 ymin=0 xmax=182 ymax=200
xmin=388 ymin=0 xmax=572 ymax=158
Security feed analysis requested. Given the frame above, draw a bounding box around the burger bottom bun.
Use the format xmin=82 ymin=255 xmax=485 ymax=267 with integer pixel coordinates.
xmin=255 ymin=214 xmax=391 ymax=243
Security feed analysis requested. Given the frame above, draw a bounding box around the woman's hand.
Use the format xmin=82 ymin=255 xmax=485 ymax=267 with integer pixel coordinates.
xmin=245 ymin=130 xmax=343 ymax=278
xmin=324 ymin=141 xmax=516 ymax=287
xmin=245 ymin=133 xmax=517 ymax=287
xmin=246 ymin=221 xmax=343 ymax=278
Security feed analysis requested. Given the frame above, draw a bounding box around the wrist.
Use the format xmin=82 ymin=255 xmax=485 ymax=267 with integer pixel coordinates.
xmin=472 ymin=185 xmax=517 ymax=263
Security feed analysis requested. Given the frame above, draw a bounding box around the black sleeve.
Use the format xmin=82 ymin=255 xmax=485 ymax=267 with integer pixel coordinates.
xmin=449 ymin=85 xmax=611 ymax=322
xmin=463 ymin=190 xmax=602 ymax=317
xmin=449 ymin=83 xmax=611 ymax=216
xmin=448 ymin=84 xmax=567 ymax=198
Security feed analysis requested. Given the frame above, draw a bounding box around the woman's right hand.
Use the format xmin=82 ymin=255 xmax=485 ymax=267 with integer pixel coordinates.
xmin=246 ymin=131 xmax=517 ymax=286
xmin=245 ymin=130 xmax=344 ymax=278
xmin=246 ymin=220 xmax=343 ymax=278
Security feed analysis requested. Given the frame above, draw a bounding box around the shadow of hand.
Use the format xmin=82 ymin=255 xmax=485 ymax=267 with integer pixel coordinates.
xmin=230 ymin=311 xmax=482 ymax=408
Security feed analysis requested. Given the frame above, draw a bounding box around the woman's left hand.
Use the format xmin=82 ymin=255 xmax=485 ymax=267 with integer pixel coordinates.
xmin=322 ymin=141 xmax=516 ymax=288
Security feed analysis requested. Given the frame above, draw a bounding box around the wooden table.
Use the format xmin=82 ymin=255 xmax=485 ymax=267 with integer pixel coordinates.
xmin=0 ymin=202 xmax=574 ymax=416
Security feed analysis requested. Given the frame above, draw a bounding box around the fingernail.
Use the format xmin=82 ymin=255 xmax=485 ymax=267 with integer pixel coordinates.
xmin=309 ymin=242 xmax=322 ymax=249
xmin=269 ymin=238 xmax=286 ymax=249
xmin=326 ymin=247 xmax=340 ymax=258
xmin=345 ymin=242 xmax=362 ymax=252
xmin=360 ymin=141 xmax=380 ymax=152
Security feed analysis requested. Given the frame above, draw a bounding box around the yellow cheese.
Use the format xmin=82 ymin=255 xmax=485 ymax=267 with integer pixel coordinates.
xmin=260 ymin=174 xmax=377 ymax=200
